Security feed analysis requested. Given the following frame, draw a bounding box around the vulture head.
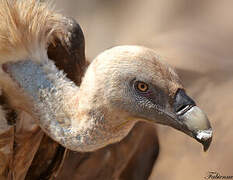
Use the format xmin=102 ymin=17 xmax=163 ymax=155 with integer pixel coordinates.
xmin=0 ymin=0 xmax=212 ymax=152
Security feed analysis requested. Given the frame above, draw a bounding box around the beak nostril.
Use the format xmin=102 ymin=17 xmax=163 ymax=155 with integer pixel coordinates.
xmin=176 ymin=105 xmax=187 ymax=113
xmin=176 ymin=104 xmax=193 ymax=116
xmin=174 ymin=89 xmax=196 ymax=115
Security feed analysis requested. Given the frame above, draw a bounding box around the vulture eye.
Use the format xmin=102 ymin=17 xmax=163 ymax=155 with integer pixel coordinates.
xmin=135 ymin=81 xmax=148 ymax=92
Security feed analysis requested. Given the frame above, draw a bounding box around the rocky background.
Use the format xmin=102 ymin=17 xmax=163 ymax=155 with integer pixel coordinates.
xmin=55 ymin=0 xmax=233 ymax=179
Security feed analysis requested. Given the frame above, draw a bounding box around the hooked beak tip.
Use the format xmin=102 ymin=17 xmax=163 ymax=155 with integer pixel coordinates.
xmin=203 ymin=137 xmax=212 ymax=152
xmin=176 ymin=105 xmax=213 ymax=152
xmin=196 ymin=128 xmax=213 ymax=152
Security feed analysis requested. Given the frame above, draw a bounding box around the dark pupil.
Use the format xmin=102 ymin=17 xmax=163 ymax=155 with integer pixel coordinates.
xmin=140 ymin=84 xmax=145 ymax=89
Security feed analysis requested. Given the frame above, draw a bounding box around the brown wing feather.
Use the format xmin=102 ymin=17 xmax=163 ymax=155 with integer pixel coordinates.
xmin=0 ymin=91 xmax=15 ymax=180
xmin=47 ymin=17 xmax=86 ymax=85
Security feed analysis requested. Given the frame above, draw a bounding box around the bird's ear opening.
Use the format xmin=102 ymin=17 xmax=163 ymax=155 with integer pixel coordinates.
xmin=47 ymin=17 xmax=87 ymax=86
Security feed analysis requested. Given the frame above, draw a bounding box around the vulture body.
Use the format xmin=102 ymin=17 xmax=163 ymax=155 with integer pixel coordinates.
xmin=0 ymin=0 xmax=212 ymax=179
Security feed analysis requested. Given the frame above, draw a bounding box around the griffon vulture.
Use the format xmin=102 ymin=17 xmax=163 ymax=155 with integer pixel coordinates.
xmin=0 ymin=0 xmax=212 ymax=179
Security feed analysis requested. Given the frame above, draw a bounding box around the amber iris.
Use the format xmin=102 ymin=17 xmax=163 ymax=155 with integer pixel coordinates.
xmin=137 ymin=82 xmax=148 ymax=92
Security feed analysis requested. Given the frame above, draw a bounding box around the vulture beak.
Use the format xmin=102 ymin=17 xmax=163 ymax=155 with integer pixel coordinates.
xmin=153 ymin=89 xmax=212 ymax=151
xmin=167 ymin=89 xmax=212 ymax=151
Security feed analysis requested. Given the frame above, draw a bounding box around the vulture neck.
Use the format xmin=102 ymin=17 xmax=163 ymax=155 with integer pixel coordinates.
xmin=5 ymin=59 xmax=120 ymax=152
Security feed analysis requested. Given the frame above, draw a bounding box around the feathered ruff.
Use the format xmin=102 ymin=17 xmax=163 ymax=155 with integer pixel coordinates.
xmin=0 ymin=0 xmax=64 ymax=63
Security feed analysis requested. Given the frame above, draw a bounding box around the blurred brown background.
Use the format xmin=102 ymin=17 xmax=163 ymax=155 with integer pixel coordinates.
xmin=55 ymin=0 xmax=233 ymax=179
